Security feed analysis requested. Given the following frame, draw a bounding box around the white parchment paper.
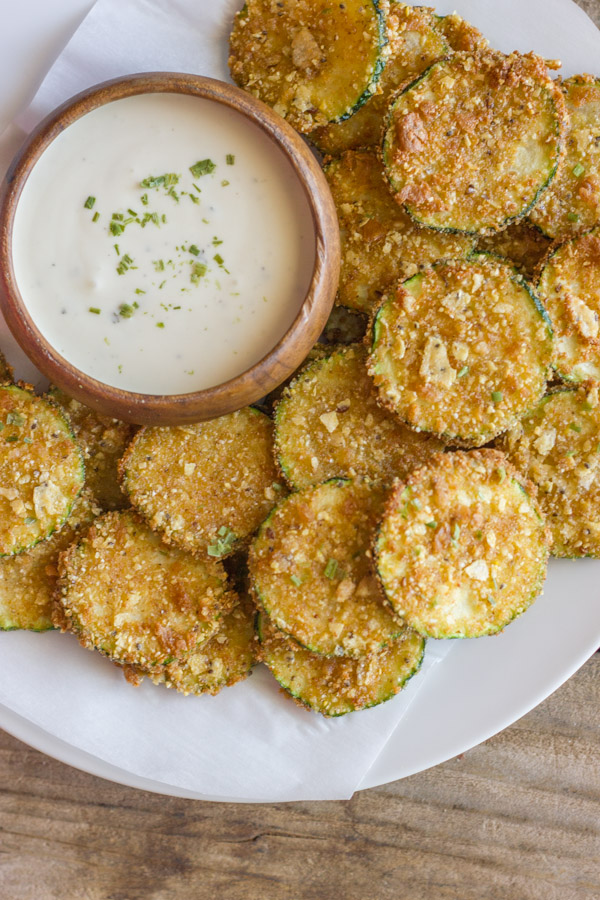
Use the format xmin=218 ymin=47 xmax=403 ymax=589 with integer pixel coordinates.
xmin=0 ymin=0 xmax=599 ymax=801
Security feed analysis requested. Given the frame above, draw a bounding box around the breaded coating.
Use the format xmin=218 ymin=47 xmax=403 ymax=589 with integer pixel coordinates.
xmin=127 ymin=597 xmax=258 ymax=696
xmin=376 ymin=450 xmax=550 ymax=639
xmin=0 ymin=385 xmax=84 ymax=556
xmin=54 ymin=510 xmax=234 ymax=666
xmin=537 ymin=226 xmax=600 ymax=383
xmin=326 ymin=150 xmax=474 ymax=313
xmin=0 ymin=491 xmax=99 ymax=632
xmin=530 ymin=75 xmax=600 ymax=240
xmin=311 ymin=2 xmax=448 ymax=154
xmin=258 ymin=612 xmax=424 ymax=716
xmin=319 ymin=306 xmax=367 ymax=346
xmin=229 ymin=0 xmax=386 ymax=133
xmin=477 ymin=220 xmax=551 ymax=280
xmin=369 ymin=257 xmax=553 ymax=446
xmin=383 ymin=51 xmax=568 ymax=235
xmin=120 ymin=408 xmax=284 ymax=559
xmin=49 ymin=387 xmax=134 ymax=510
xmin=0 ymin=350 xmax=14 ymax=385
xmin=275 ymin=345 xmax=443 ymax=489
xmin=249 ymin=479 xmax=403 ymax=658
xmin=435 ymin=13 xmax=489 ymax=53
xmin=498 ymin=388 xmax=600 ymax=557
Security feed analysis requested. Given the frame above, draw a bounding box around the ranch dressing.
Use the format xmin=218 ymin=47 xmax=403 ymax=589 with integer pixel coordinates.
xmin=12 ymin=93 xmax=315 ymax=394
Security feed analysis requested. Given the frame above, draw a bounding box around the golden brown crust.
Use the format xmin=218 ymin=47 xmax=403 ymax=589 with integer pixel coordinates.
xmin=229 ymin=0 xmax=386 ymax=133
xmin=311 ymin=2 xmax=448 ymax=154
xmin=325 ymin=150 xmax=474 ymax=314
xmin=274 ymin=344 xmax=444 ymax=489
xmin=530 ymin=75 xmax=600 ymax=240
xmin=249 ymin=479 xmax=403 ymax=659
xmin=368 ymin=257 xmax=553 ymax=446
xmin=259 ymin=612 xmax=424 ymax=716
xmin=0 ymin=385 xmax=84 ymax=556
xmin=120 ymin=408 xmax=285 ymax=559
xmin=49 ymin=387 xmax=134 ymax=510
xmin=434 ymin=13 xmax=489 ymax=54
xmin=537 ymin=226 xmax=600 ymax=383
xmin=54 ymin=510 xmax=235 ymax=666
xmin=375 ymin=450 xmax=550 ymax=638
xmin=383 ymin=50 xmax=568 ymax=235
xmin=497 ymin=387 xmax=600 ymax=557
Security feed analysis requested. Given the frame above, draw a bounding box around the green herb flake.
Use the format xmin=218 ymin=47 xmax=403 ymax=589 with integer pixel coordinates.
xmin=458 ymin=366 xmax=469 ymax=378
xmin=189 ymin=193 xmax=200 ymax=204
xmin=491 ymin=391 xmax=503 ymax=404
xmin=5 ymin=435 xmax=18 ymax=443
xmin=226 ymin=154 xmax=235 ymax=165
xmin=189 ymin=245 xmax=200 ymax=256
xmin=6 ymin=412 xmax=24 ymax=427
xmin=22 ymin=438 xmax=32 ymax=445
xmin=451 ymin=523 xmax=461 ymax=543
xmin=135 ymin=288 xmax=146 ymax=295
xmin=141 ymin=193 xmax=149 ymax=206
xmin=141 ymin=173 xmax=180 ymax=189
xmin=206 ymin=526 xmax=236 ymax=557
xmin=290 ymin=574 xmax=303 ymax=588
xmin=212 ymin=237 xmax=223 ymax=246
xmin=221 ymin=179 xmax=230 ymax=187
xmin=573 ymin=163 xmax=586 ymax=178
xmin=190 ymin=159 xmax=216 ymax=178
xmin=88 ymin=307 xmax=101 ymax=315
xmin=214 ymin=253 xmax=224 ymax=265
xmin=497 ymin=466 xmax=506 ymax=483
xmin=109 ymin=221 xmax=124 ymax=236
xmin=83 ymin=196 xmax=96 ymax=209
xmin=92 ymin=211 xmax=100 ymax=223
xmin=153 ymin=259 xmax=165 ymax=272
xmin=569 ymin=422 xmax=582 ymax=433
xmin=24 ymin=516 xmax=36 ymax=525
xmin=567 ymin=212 xmax=580 ymax=223
xmin=119 ymin=303 xmax=135 ymax=318
xmin=324 ymin=558 xmax=338 ymax=579
xmin=191 ymin=262 xmax=207 ymax=284
xmin=426 ymin=521 xmax=437 ymax=529
xmin=156 ymin=322 xmax=165 ymax=329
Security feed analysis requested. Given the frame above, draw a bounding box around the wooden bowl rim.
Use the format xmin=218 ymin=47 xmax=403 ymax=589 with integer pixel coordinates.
xmin=0 ymin=72 xmax=340 ymax=424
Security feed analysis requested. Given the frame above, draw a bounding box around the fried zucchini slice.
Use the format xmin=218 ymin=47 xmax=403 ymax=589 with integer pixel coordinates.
xmin=0 ymin=385 xmax=84 ymax=556
xmin=476 ymin=220 xmax=551 ymax=280
xmin=537 ymin=227 xmax=600 ymax=383
xmin=319 ymin=306 xmax=367 ymax=346
xmin=0 ymin=491 xmax=99 ymax=632
xmin=497 ymin=388 xmax=600 ymax=558
xmin=434 ymin=13 xmax=489 ymax=53
xmin=376 ymin=450 xmax=550 ymax=639
xmin=0 ymin=350 xmax=14 ymax=385
xmin=54 ymin=510 xmax=234 ymax=666
xmin=275 ymin=345 xmax=443 ymax=489
xmin=311 ymin=3 xmax=448 ymax=155
xmin=49 ymin=387 xmax=134 ymax=510
xmin=126 ymin=597 xmax=258 ymax=695
xmin=326 ymin=150 xmax=474 ymax=313
xmin=229 ymin=0 xmax=386 ymax=134
xmin=530 ymin=76 xmax=600 ymax=240
xmin=249 ymin=479 xmax=403 ymax=658
xmin=382 ymin=51 xmax=567 ymax=235
xmin=120 ymin=408 xmax=284 ymax=559
xmin=258 ymin=612 xmax=424 ymax=716
xmin=369 ymin=257 xmax=553 ymax=447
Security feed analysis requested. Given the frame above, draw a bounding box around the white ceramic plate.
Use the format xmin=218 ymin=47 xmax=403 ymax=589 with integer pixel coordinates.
xmin=0 ymin=0 xmax=598 ymax=802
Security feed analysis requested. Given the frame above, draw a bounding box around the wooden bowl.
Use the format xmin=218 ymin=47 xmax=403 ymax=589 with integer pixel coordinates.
xmin=0 ymin=73 xmax=340 ymax=425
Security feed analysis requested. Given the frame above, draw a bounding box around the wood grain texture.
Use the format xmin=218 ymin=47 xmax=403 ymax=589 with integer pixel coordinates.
xmin=1 ymin=2 xmax=600 ymax=898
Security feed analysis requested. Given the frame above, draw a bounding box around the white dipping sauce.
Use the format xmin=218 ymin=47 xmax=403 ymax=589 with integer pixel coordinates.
xmin=12 ymin=93 xmax=316 ymax=394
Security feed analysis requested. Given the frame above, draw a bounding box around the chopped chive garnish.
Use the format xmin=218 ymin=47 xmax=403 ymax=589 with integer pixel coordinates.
xmin=133 ymin=301 xmax=139 ymax=309
xmin=212 ymin=237 xmax=223 ymax=246
xmin=88 ymin=307 xmax=101 ymax=315
xmin=567 ymin=212 xmax=580 ymax=223
xmin=192 ymin=184 xmax=202 ymax=194
xmin=213 ymin=253 xmax=224 ymax=265
xmin=226 ymin=154 xmax=235 ymax=165
xmin=84 ymin=196 xmax=96 ymax=209
xmin=135 ymin=288 xmax=146 ymax=295
xmin=189 ymin=245 xmax=200 ymax=256
xmin=497 ymin=466 xmax=506 ymax=483
xmin=5 ymin=435 xmax=18 ymax=442
xmin=6 ymin=412 xmax=24 ymax=426
xmin=119 ymin=303 xmax=134 ymax=318
xmin=140 ymin=173 xmax=180 ymax=189
xmin=569 ymin=422 xmax=582 ymax=433
xmin=112 ymin=213 xmax=124 ymax=221
xmin=189 ymin=193 xmax=200 ymax=204
xmin=23 ymin=437 xmax=32 ymax=444
xmin=221 ymin=180 xmax=230 ymax=187
xmin=92 ymin=211 xmax=100 ymax=223
xmin=190 ymin=159 xmax=216 ymax=178
xmin=290 ymin=575 xmax=303 ymax=588
xmin=207 ymin=526 xmax=236 ymax=557
xmin=324 ymin=558 xmax=338 ymax=579
xmin=573 ymin=163 xmax=586 ymax=177
xmin=24 ymin=516 xmax=36 ymax=524
xmin=156 ymin=322 xmax=165 ymax=328
xmin=452 ymin=523 xmax=461 ymax=542
xmin=161 ymin=214 xmax=167 ymax=224
xmin=114 ymin=244 xmax=120 ymax=255
xmin=458 ymin=366 xmax=469 ymax=378
xmin=154 ymin=259 xmax=165 ymax=272
xmin=141 ymin=193 xmax=149 ymax=205
xmin=127 ymin=208 xmax=137 ymax=217
xmin=191 ymin=262 xmax=207 ymax=284
xmin=159 ymin=281 xmax=166 ymax=290
xmin=491 ymin=391 xmax=503 ymax=403
xmin=110 ymin=221 xmax=124 ymax=236
xmin=426 ymin=521 xmax=437 ymax=529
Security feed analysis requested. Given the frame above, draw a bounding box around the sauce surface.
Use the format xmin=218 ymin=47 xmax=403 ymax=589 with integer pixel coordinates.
xmin=12 ymin=93 xmax=315 ymax=394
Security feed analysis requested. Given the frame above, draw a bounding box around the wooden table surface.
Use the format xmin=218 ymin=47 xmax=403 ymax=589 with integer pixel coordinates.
xmin=2 ymin=2 xmax=600 ymax=898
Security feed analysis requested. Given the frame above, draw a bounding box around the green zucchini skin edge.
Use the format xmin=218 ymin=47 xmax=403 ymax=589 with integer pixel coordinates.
xmin=256 ymin=612 xmax=425 ymax=717
xmin=381 ymin=59 xmax=566 ymax=237
xmin=332 ymin=0 xmax=389 ymax=125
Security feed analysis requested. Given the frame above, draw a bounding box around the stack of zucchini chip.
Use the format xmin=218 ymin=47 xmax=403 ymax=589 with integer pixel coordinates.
xmin=3 ymin=2 xmax=600 ymax=722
